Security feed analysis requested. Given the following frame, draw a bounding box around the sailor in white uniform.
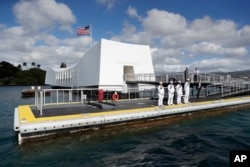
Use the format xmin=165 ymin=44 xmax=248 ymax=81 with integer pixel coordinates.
xmin=175 ymin=81 xmax=183 ymax=104
xmin=184 ymin=78 xmax=190 ymax=104
xmin=158 ymin=82 xmax=165 ymax=107
xmin=167 ymin=80 xmax=175 ymax=105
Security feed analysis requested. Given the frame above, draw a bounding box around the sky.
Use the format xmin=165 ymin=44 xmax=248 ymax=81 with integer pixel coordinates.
xmin=0 ymin=0 xmax=250 ymax=73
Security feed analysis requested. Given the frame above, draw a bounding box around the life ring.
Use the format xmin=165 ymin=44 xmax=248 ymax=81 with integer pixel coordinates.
xmin=98 ymin=89 xmax=104 ymax=102
xmin=112 ymin=92 xmax=119 ymax=101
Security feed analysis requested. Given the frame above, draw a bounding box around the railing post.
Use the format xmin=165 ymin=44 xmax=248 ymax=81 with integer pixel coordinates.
xmin=128 ymin=88 xmax=130 ymax=100
xmin=205 ymin=86 xmax=208 ymax=96
xmin=39 ymin=90 xmax=43 ymax=115
xmin=166 ymin=74 xmax=168 ymax=82
xmin=221 ymin=85 xmax=223 ymax=97
xmin=69 ymin=89 xmax=72 ymax=103
xmin=35 ymin=90 xmax=37 ymax=107
xmin=43 ymin=90 xmax=46 ymax=105
xmin=56 ymin=90 xmax=58 ymax=105
xmin=81 ymin=90 xmax=86 ymax=104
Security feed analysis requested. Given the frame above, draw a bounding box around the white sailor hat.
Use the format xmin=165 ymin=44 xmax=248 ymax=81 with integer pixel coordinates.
xmin=178 ymin=80 xmax=181 ymax=83
xmin=187 ymin=78 xmax=190 ymax=81
xmin=170 ymin=80 xmax=173 ymax=83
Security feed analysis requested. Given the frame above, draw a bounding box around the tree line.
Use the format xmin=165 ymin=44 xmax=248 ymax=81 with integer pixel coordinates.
xmin=19 ymin=62 xmax=41 ymax=69
xmin=0 ymin=61 xmax=45 ymax=85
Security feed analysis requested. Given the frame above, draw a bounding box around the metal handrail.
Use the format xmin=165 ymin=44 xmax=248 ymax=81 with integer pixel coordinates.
xmin=34 ymin=75 xmax=250 ymax=114
xmin=35 ymin=86 xmax=158 ymax=111
xmin=35 ymin=90 xmax=43 ymax=115
xmin=124 ymin=72 xmax=242 ymax=85
xmin=221 ymin=81 xmax=250 ymax=97
xmin=35 ymin=85 xmax=209 ymax=112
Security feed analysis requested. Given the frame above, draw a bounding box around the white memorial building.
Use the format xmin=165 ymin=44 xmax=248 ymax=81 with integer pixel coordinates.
xmin=45 ymin=39 xmax=155 ymax=92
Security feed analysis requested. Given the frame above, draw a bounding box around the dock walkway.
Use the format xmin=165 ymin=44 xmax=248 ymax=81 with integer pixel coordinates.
xmin=31 ymin=95 xmax=222 ymax=118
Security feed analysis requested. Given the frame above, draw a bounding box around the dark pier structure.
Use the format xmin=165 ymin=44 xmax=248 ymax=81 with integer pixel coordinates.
xmin=124 ymin=72 xmax=250 ymax=98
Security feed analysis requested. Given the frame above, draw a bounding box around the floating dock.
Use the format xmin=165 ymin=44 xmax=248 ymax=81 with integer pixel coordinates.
xmin=14 ymin=91 xmax=250 ymax=145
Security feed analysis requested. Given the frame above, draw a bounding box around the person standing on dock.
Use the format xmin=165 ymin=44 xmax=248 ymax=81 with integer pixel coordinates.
xmin=194 ymin=67 xmax=199 ymax=83
xmin=184 ymin=78 xmax=190 ymax=104
xmin=167 ymin=80 xmax=175 ymax=105
xmin=196 ymin=80 xmax=202 ymax=98
xmin=158 ymin=82 xmax=165 ymax=108
xmin=176 ymin=81 xmax=183 ymax=104
xmin=184 ymin=67 xmax=189 ymax=81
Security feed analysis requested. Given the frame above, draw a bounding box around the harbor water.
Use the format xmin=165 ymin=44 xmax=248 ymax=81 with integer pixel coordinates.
xmin=1 ymin=86 xmax=250 ymax=167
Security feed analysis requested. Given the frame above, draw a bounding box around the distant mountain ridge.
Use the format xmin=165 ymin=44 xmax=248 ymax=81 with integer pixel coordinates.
xmin=213 ymin=70 xmax=250 ymax=78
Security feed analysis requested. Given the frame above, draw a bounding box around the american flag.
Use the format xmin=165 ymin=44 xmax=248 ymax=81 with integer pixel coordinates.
xmin=77 ymin=25 xmax=90 ymax=36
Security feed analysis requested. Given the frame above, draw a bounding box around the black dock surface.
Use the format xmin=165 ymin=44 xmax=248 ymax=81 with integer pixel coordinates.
xmin=31 ymin=95 xmax=222 ymax=118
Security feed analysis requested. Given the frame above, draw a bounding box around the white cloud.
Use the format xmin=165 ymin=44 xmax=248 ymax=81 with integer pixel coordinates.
xmin=1 ymin=1 xmax=250 ymax=74
xmin=191 ymin=58 xmax=250 ymax=72
xmin=111 ymin=21 xmax=152 ymax=45
xmin=189 ymin=16 xmax=237 ymax=41
xmin=127 ymin=6 xmax=142 ymax=21
xmin=0 ymin=26 xmax=34 ymax=52
xmin=231 ymin=25 xmax=250 ymax=47
xmin=143 ymin=9 xmax=187 ymax=36
xmin=13 ymin=0 xmax=76 ymax=33
xmin=191 ymin=42 xmax=247 ymax=56
xmin=114 ymin=9 xmax=250 ymax=72
xmin=0 ymin=0 xmax=90 ymax=69
xmin=96 ymin=0 xmax=117 ymax=10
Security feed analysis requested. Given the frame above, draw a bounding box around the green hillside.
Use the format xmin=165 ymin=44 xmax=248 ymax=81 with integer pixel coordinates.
xmin=0 ymin=61 xmax=45 ymax=85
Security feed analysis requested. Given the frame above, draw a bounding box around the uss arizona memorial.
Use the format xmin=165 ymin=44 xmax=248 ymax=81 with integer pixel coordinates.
xmin=45 ymin=38 xmax=250 ymax=97
xmin=45 ymin=39 xmax=155 ymax=91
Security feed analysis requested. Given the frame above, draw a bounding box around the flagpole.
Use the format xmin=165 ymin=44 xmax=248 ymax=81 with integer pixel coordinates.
xmin=90 ymin=24 xmax=93 ymax=48
xmin=77 ymin=24 xmax=92 ymax=48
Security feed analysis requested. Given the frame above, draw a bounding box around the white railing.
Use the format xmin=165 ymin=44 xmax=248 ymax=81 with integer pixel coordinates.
xmin=34 ymin=90 xmax=43 ymax=115
xmin=34 ymin=80 xmax=250 ymax=114
xmin=206 ymin=85 xmax=222 ymax=96
xmin=34 ymin=86 xmax=210 ymax=114
xmin=124 ymin=72 xmax=250 ymax=97
xmin=124 ymin=72 xmax=233 ymax=84
xmin=34 ymin=87 xmax=159 ymax=114
xmin=222 ymin=81 xmax=250 ymax=97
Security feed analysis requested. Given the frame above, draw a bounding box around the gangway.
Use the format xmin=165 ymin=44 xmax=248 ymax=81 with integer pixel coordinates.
xmin=124 ymin=72 xmax=250 ymax=97
xmin=124 ymin=72 xmax=227 ymax=85
xmin=221 ymin=81 xmax=250 ymax=97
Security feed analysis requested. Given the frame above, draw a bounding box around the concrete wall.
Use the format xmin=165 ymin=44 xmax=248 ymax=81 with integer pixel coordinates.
xmin=98 ymin=39 xmax=154 ymax=89
xmin=76 ymin=41 xmax=101 ymax=87
xmin=45 ymin=39 xmax=155 ymax=90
